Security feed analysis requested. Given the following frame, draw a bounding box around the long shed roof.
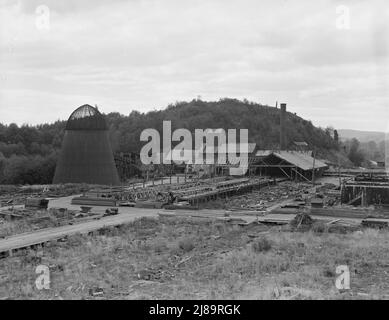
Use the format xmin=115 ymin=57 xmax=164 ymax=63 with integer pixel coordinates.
xmin=255 ymin=150 xmax=328 ymax=171
xmin=272 ymin=151 xmax=328 ymax=171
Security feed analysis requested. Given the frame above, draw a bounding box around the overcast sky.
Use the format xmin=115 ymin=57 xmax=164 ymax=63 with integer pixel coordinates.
xmin=0 ymin=0 xmax=388 ymax=131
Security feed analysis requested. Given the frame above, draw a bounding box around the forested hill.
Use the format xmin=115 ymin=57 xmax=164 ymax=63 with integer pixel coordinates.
xmin=0 ymin=98 xmax=339 ymax=184
xmin=106 ymin=98 xmax=338 ymax=153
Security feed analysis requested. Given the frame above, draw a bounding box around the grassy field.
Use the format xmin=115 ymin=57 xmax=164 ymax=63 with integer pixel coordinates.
xmin=1 ymin=216 xmax=389 ymax=300
xmin=0 ymin=208 xmax=81 ymax=238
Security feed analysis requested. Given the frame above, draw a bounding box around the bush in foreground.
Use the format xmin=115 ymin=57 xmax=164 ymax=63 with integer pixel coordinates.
xmin=251 ymin=237 xmax=272 ymax=253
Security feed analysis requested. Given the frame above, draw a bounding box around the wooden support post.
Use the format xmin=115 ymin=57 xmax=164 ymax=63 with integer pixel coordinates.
xmin=361 ymin=187 xmax=368 ymax=207
xmin=312 ymin=150 xmax=316 ymax=185
xmin=338 ymin=161 xmax=341 ymax=187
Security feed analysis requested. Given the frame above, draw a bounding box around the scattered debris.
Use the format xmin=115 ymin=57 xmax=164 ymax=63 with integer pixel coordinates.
xmin=137 ymin=269 xmax=154 ymax=280
xmin=178 ymin=238 xmax=195 ymax=252
xmin=25 ymin=198 xmax=49 ymax=210
xmin=136 ymin=267 xmax=174 ymax=281
xmin=175 ymin=255 xmax=193 ymax=268
xmin=251 ymin=237 xmax=272 ymax=253
xmin=310 ymin=198 xmax=324 ymax=208
xmin=326 ymin=219 xmax=341 ymax=225
xmin=290 ymin=212 xmax=314 ymax=228
xmin=206 ymin=181 xmax=312 ymax=211
xmin=80 ymin=206 xmax=92 ymax=214
xmin=104 ymin=208 xmax=119 ymax=216
xmin=361 ymin=219 xmax=389 ymax=229
xmin=89 ymin=287 xmax=104 ymax=296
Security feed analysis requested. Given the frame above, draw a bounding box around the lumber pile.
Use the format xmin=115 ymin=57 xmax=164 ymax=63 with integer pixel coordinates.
xmin=220 ymin=181 xmax=312 ymax=210
xmin=361 ymin=219 xmax=389 ymax=229
xmin=71 ymin=197 xmax=117 ymax=206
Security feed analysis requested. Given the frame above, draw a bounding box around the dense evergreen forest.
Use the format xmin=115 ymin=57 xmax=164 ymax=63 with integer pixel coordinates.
xmin=0 ymin=98 xmax=359 ymax=185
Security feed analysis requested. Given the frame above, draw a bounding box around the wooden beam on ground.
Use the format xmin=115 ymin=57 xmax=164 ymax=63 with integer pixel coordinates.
xmin=347 ymin=193 xmax=362 ymax=205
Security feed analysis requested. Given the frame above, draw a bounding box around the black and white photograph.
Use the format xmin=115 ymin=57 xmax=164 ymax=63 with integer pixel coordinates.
xmin=0 ymin=0 xmax=389 ymax=307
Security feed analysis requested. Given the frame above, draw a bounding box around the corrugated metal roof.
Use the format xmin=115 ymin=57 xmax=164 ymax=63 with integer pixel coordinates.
xmin=272 ymin=151 xmax=328 ymax=171
xmin=255 ymin=150 xmax=273 ymax=157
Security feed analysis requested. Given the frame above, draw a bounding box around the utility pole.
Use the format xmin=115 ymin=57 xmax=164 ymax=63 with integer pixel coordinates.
xmin=338 ymin=154 xmax=343 ymax=204
xmin=312 ymin=149 xmax=316 ymax=185
xmin=337 ymin=154 xmax=341 ymax=187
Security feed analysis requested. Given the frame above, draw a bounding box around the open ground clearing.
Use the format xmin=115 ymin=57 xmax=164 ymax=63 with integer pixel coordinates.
xmin=1 ymin=216 xmax=389 ymax=300
xmin=1 ymin=178 xmax=389 ymax=300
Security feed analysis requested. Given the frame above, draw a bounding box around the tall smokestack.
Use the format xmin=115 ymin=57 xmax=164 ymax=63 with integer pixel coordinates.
xmin=280 ymin=103 xmax=286 ymax=150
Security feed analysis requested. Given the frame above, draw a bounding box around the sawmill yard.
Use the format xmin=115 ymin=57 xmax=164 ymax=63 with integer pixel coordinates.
xmin=1 ymin=178 xmax=389 ymax=300
xmin=1 ymin=216 xmax=389 ymax=300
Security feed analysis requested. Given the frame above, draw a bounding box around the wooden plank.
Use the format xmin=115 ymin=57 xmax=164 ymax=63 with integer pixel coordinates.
xmin=71 ymin=197 xmax=117 ymax=206
xmin=326 ymin=219 xmax=341 ymax=225
xmin=347 ymin=193 xmax=362 ymax=205
xmin=0 ymin=211 xmax=24 ymax=219
xmin=309 ymin=207 xmax=372 ymax=218
xmin=0 ymin=211 xmax=158 ymax=254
